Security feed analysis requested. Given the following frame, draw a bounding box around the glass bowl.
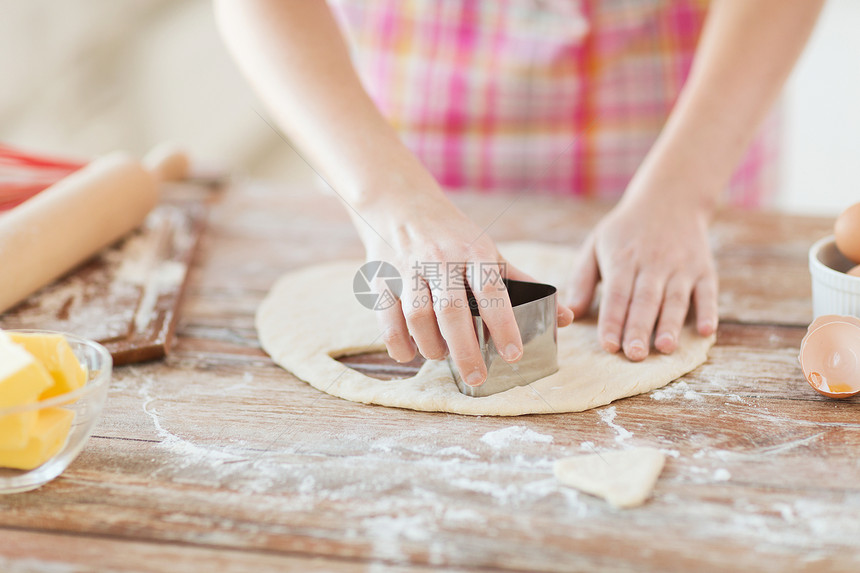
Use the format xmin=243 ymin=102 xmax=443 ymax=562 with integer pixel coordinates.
xmin=0 ymin=330 xmax=112 ymax=494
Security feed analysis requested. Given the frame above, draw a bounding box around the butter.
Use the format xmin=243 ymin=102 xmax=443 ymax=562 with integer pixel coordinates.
xmin=0 ymin=407 xmax=74 ymax=470
xmin=0 ymin=331 xmax=84 ymax=467
xmin=9 ymin=333 xmax=87 ymax=399
xmin=0 ymin=334 xmax=54 ymax=449
xmin=0 ymin=412 xmax=38 ymax=450
xmin=0 ymin=332 xmax=54 ymax=407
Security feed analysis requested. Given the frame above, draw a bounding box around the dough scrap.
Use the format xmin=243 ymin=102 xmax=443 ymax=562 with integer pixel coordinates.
xmin=256 ymin=242 xmax=715 ymax=416
xmin=554 ymin=447 xmax=666 ymax=508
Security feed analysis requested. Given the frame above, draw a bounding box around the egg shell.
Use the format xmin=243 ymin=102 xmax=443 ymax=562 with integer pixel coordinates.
xmin=798 ymin=316 xmax=860 ymax=398
xmin=834 ymin=202 xmax=860 ymax=265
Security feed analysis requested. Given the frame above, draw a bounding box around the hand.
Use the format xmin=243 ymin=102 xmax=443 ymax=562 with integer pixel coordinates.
xmin=566 ymin=195 xmax=717 ymax=361
xmin=358 ymin=192 xmax=574 ymax=386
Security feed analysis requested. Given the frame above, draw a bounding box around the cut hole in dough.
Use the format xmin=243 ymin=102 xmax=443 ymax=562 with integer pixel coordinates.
xmin=337 ymin=351 xmax=425 ymax=381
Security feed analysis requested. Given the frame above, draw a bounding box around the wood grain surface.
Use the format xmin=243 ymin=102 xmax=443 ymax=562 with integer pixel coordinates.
xmin=1 ymin=180 xmax=858 ymax=573
xmin=0 ymin=194 xmax=208 ymax=365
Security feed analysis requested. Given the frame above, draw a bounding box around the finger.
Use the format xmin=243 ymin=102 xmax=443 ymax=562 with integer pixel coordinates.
xmin=693 ymin=272 xmax=719 ymax=336
xmin=597 ymin=264 xmax=636 ymax=354
xmin=622 ymin=271 xmax=666 ymax=362
xmin=467 ymin=260 xmax=522 ymax=363
xmin=503 ymin=259 xmax=574 ymax=327
xmin=430 ymin=278 xmax=487 ymax=387
xmin=566 ymin=235 xmax=599 ymax=319
xmin=402 ymin=277 xmax=448 ymax=360
xmin=654 ymin=275 xmax=693 ymax=354
xmin=376 ymin=299 xmax=417 ymax=363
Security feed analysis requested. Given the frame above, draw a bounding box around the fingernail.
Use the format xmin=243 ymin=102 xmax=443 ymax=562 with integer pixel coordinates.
xmin=655 ymin=332 xmax=674 ymax=351
xmin=627 ymin=339 xmax=646 ymax=359
xmin=603 ymin=333 xmax=620 ymax=351
xmin=502 ymin=343 xmax=522 ymax=362
xmin=466 ymin=370 xmax=485 ymax=387
xmin=699 ymin=320 xmax=716 ymax=334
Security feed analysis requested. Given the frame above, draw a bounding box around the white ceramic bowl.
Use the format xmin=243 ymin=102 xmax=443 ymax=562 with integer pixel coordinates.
xmin=0 ymin=331 xmax=112 ymax=494
xmin=809 ymin=236 xmax=860 ymax=318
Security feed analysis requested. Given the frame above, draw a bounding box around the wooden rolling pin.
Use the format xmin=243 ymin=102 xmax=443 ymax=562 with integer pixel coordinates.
xmin=0 ymin=151 xmax=160 ymax=314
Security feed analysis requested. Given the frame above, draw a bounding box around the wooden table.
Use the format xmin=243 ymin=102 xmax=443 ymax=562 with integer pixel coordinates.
xmin=1 ymin=179 xmax=858 ymax=573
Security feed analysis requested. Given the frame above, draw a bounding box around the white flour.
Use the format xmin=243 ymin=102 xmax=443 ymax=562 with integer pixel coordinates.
xmin=479 ymin=426 xmax=554 ymax=448
xmin=105 ymin=363 xmax=860 ymax=566
xmin=650 ymin=381 xmax=704 ymax=401
xmin=713 ymin=468 xmax=732 ymax=482
xmin=436 ymin=446 xmax=478 ymax=459
xmin=598 ymin=406 xmax=633 ymax=444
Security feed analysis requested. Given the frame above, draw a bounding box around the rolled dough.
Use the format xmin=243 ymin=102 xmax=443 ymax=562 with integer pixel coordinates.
xmin=256 ymin=242 xmax=715 ymax=416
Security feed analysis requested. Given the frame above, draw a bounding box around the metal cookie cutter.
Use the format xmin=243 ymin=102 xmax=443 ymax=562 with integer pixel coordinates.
xmin=450 ymin=279 xmax=559 ymax=397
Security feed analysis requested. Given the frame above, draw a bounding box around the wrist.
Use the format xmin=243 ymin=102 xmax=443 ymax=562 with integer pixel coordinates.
xmin=622 ymin=139 xmax=724 ymax=219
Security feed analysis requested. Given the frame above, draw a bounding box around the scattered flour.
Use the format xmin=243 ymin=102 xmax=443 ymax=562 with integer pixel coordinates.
xmin=298 ymin=475 xmax=316 ymax=495
xmin=773 ymin=503 xmax=796 ymax=523
xmin=713 ymin=468 xmax=732 ymax=482
xmin=650 ymin=381 xmax=703 ymax=401
xmin=140 ymin=374 xmax=241 ymax=468
xmin=598 ymin=406 xmax=632 ymax=444
xmin=450 ymin=478 xmax=522 ymax=503
xmin=479 ymin=426 xmax=554 ymax=449
xmin=436 ymin=446 xmax=478 ymax=459
xmin=442 ymin=507 xmax=487 ymax=526
xmin=361 ymin=514 xmax=434 ymax=562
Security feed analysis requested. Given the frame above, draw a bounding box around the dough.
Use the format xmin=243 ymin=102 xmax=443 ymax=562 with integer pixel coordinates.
xmin=554 ymin=447 xmax=666 ymax=508
xmin=256 ymin=242 xmax=715 ymax=416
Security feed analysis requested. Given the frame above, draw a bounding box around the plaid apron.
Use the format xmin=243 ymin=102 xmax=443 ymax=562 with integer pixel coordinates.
xmin=330 ymin=0 xmax=778 ymax=207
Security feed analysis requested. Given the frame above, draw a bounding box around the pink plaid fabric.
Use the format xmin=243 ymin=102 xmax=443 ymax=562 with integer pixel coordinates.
xmin=329 ymin=0 xmax=779 ymax=208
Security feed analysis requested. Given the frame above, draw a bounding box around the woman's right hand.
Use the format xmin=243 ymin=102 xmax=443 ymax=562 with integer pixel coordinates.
xmin=356 ymin=190 xmax=573 ymax=388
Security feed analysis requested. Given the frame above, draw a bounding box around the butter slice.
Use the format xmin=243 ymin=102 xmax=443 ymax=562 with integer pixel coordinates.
xmin=0 ymin=332 xmax=54 ymax=408
xmin=0 ymin=407 xmax=74 ymax=470
xmin=0 ymin=412 xmax=38 ymax=450
xmin=0 ymin=334 xmax=54 ymax=449
xmin=8 ymin=333 xmax=87 ymax=400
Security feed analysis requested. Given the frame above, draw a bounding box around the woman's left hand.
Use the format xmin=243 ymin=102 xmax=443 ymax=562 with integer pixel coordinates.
xmin=566 ymin=193 xmax=718 ymax=361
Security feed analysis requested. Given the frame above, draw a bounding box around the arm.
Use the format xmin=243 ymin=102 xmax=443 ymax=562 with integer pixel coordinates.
xmin=569 ymin=0 xmax=825 ymax=360
xmin=214 ymin=0 xmax=428 ymax=211
xmin=215 ymin=0 xmax=573 ymax=385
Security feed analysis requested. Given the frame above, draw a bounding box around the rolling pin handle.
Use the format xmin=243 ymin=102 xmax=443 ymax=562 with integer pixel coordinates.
xmin=143 ymin=142 xmax=190 ymax=182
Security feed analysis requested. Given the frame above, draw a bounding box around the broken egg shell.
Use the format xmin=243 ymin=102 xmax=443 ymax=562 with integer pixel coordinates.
xmin=807 ymin=314 xmax=860 ymax=333
xmin=799 ymin=318 xmax=860 ymax=399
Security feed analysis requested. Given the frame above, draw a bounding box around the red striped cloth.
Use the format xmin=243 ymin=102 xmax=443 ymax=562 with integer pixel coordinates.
xmin=0 ymin=145 xmax=85 ymax=210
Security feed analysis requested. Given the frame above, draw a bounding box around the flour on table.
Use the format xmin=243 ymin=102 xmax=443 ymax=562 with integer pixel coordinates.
xmin=713 ymin=468 xmax=732 ymax=482
xmin=436 ymin=446 xmax=478 ymax=459
xmin=650 ymin=380 xmax=704 ymax=401
xmin=598 ymin=406 xmax=633 ymax=444
xmin=554 ymin=447 xmax=667 ymax=508
xmin=256 ymin=242 xmax=715 ymax=416
xmin=479 ymin=426 xmax=554 ymax=449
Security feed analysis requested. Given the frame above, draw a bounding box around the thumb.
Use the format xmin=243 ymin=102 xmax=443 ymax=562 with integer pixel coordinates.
xmin=501 ymin=258 xmax=575 ymax=328
xmin=566 ymin=235 xmax=599 ymax=318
